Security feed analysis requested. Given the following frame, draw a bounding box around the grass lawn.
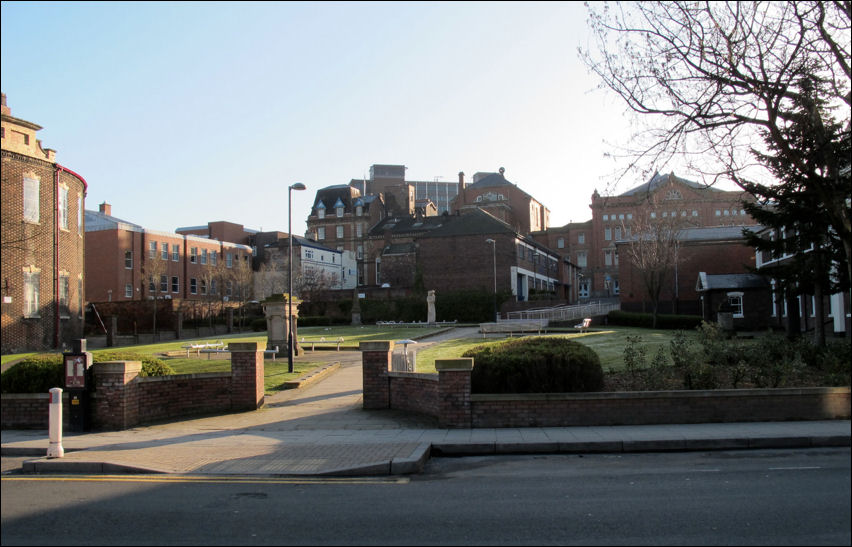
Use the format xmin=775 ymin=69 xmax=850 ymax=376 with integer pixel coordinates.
xmin=414 ymin=326 xmax=702 ymax=373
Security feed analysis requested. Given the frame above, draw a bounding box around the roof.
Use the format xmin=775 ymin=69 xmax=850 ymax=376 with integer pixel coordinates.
xmin=84 ymin=209 xmax=144 ymax=233
xmin=419 ymin=208 xmax=517 ymax=238
xmin=696 ymin=272 xmax=768 ymax=292
xmin=468 ymin=172 xmax=514 ymax=189
xmin=619 ymin=171 xmax=725 ymax=198
xmin=312 ymin=185 xmax=363 ymax=215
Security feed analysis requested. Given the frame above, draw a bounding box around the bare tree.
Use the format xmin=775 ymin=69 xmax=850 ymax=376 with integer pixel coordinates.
xmin=580 ymin=1 xmax=851 ymax=281
xmin=231 ymin=256 xmax=254 ymax=331
xmin=620 ymin=209 xmax=685 ymax=328
xmin=143 ymin=253 xmax=168 ymax=340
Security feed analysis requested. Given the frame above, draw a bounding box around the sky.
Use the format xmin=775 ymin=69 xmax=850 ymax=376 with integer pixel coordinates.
xmin=2 ymin=1 xmax=682 ymax=237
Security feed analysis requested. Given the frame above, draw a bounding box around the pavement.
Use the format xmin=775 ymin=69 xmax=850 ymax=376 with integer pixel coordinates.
xmin=2 ymin=327 xmax=850 ymax=476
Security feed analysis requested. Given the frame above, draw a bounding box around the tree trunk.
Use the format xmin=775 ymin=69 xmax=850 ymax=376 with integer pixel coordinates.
xmin=785 ymin=291 xmax=801 ymax=340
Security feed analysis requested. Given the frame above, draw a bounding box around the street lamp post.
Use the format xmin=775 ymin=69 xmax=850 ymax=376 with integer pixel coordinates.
xmin=486 ymin=239 xmax=497 ymax=321
xmin=288 ymin=182 xmax=306 ymax=374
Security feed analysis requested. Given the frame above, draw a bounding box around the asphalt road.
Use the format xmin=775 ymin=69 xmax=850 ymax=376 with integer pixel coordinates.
xmin=2 ymin=448 xmax=849 ymax=546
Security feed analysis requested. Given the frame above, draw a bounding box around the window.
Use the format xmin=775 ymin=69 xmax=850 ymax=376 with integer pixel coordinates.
xmin=226 ymin=253 xmax=233 ymax=268
xmin=604 ymin=227 xmax=612 ymax=241
xmin=24 ymin=270 xmax=40 ymax=317
xmin=200 ymin=279 xmax=207 ymax=295
xmin=603 ymin=215 xmax=609 ymax=221
xmin=305 ymin=249 xmax=314 ymax=260
xmin=201 ymin=249 xmax=208 ymax=265
xmin=650 ymin=212 xmax=656 ymax=219
xmin=619 ymin=214 xmax=624 ymax=220
xmin=125 ymin=283 xmax=133 ymax=298
xmin=336 ymin=205 xmax=344 ymax=217
xmin=77 ymin=195 xmax=83 ymax=233
xmin=172 ymin=244 xmax=180 ymax=261
xmin=614 ymin=250 xmax=619 ymax=266
xmin=58 ymin=185 xmax=69 ymax=230
xmin=226 ymin=280 xmax=233 ymax=297
xmin=576 ymin=251 xmax=587 ymax=267
xmin=149 ymin=241 xmax=158 ymax=258
xmin=614 ymin=227 xmax=622 ymax=240
xmin=171 ymin=276 xmax=179 ymax=293
xmin=557 ymin=237 xmax=564 ymax=249
xmin=317 ymin=203 xmax=325 ymax=219
xmin=211 ymin=280 xmax=217 ymax=295
xmin=161 ymin=242 xmax=168 ymax=260
xmin=190 ymin=247 xmax=198 ymax=264
xmin=604 ymin=249 xmax=613 ymax=266
xmin=23 ymin=177 xmax=39 ymax=223
xmin=613 ymin=280 xmax=620 ymax=295
xmin=627 ymin=213 xmax=633 ymax=220
xmin=57 ymin=274 xmax=69 ymax=314
xmin=336 ymin=225 xmax=344 ymax=239
xmin=727 ymin=292 xmax=744 ymax=318
xmin=356 ymin=223 xmax=363 ymax=238
xmin=125 ymin=251 xmax=133 ymax=269
xmin=692 ymin=210 xmax=698 ymax=217
xmin=715 ymin=210 xmax=722 ymax=216
xmin=317 ymin=227 xmax=326 ymax=240
xmin=375 ymin=259 xmax=381 ymax=284
xmin=190 ymin=278 xmax=197 ymax=295
xmin=662 ymin=211 xmax=668 ymax=217
xmin=149 ymin=275 xmax=156 ymax=293
xmin=160 ymin=275 xmax=168 ymax=293
xmin=770 ymin=280 xmax=777 ymax=317
xmin=579 ymin=281 xmax=590 ymax=298
xmin=211 ymin=251 xmax=217 ymax=266
xmin=723 ymin=210 xmax=730 ymax=216
xmin=78 ymin=277 xmax=83 ymax=317
xmin=356 ymin=205 xmax=363 ymax=216
xmin=357 ymin=245 xmax=363 ymax=260
xmin=577 ymin=233 xmax=585 ymax=244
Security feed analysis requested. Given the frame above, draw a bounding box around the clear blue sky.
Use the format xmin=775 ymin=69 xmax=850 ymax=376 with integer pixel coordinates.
xmin=3 ymin=1 xmax=655 ymax=237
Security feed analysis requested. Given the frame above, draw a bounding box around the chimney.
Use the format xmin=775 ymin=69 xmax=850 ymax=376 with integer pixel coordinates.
xmin=498 ymin=167 xmax=505 ymax=177
xmin=1 ymin=93 xmax=10 ymax=116
xmin=99 ymin=202 xmax=112 ymax=216
xmin=457 ymin=171 xmax=465 ymax=207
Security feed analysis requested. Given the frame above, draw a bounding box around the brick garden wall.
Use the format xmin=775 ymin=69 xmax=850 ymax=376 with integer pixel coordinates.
xmin=1 ymin=343 xmax=264 ymax=431
xmin=364 ymin=350 xmax=851 ymax=429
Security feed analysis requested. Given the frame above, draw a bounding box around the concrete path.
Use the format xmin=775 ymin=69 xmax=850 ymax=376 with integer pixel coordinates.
xmin=2 ymin=328 xmax=850 ymax=476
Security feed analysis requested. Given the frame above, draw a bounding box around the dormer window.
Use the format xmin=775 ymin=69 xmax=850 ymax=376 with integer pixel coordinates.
xmin=332 ymin=198 xmax=346 ymax=217
xmin=316 ymin=201 xmax=326 ymax=219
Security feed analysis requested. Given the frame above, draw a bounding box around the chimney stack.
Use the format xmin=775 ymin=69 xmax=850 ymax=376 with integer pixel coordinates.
xmin=99 ymin=202 xmax=112 ymax=216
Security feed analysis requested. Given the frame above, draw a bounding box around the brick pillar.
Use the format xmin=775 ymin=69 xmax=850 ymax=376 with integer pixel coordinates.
xmin=360 ymin=341 xmax=394 ymax=409
xmin=91 ymin=361 xmax=141 ymax=430
xmin=436 ymin=358 xmax=473 ymax=428
xmin=229 ymin=342 xmax=264 ymax=410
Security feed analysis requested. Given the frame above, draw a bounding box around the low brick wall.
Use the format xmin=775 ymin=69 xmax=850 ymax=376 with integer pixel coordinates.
xmin=361 ymin=345 xmax=852 ymax=428
xmin=1 ymin=393 xmax=71 ymax=429
xmin=387 ymin=373 xmax=439 ymax=417
xmin=1 ymin=342 xmax=265 ymax=431
xmin=470 ymin=388 xmax=851 ymax=428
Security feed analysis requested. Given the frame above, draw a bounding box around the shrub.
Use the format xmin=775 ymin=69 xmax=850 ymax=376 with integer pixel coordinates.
xmin=608 ymin=310 xmax=703 ymax=330
xmin=250 ymin=317 xmax=267 ymax=332
xmin=1 ymin=351 xmax=174 ymax=393
xmin=1 ymin=354 xmax=63 ymax=393
xmin=464 ymin=337 xmax=604 ymax=394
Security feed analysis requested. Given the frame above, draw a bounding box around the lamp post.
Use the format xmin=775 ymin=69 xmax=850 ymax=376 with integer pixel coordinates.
xmin=288 ymin=182 xmax=307 ymax=374
xmin=486 ymin=239 xmax=497 ymax=321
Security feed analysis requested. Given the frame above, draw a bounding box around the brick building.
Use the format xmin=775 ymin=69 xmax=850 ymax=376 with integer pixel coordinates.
xmin=1 ymin=93 xmax=88 ymax=353
xmin=452 ymin=168 xmax=550 ymax=235
xmin=85 ymin=204 xmax=253 ymax=317
xmin=616 ymin=225 xmax=760 ymax=316
xmin=363 ymin=208 xmax=572 ymax=303
xmin=557 ymin=171 xmax=757 ymax=300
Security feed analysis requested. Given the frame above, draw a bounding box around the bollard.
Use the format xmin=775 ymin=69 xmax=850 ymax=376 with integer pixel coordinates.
xmin=47 ymin=387 xmax=64 ymax=458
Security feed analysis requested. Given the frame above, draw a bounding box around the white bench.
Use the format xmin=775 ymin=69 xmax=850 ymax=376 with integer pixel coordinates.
xmin=574 ymin=318 xmax=592 ymax=333
xmin=299 ymin=337 xmax=345 ymax=351
xmin=182 ymin=340 xmax=224 ymax=357
xmin=263 ymin=346 xmax=279 ymax=360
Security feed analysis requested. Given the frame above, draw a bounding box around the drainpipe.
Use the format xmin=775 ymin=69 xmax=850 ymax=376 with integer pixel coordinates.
xmin=53 ymin=164 xmax=88 ymax=349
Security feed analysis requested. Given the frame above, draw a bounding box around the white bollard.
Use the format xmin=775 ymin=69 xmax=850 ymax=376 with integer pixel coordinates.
xmin=47 ymin=387 xmax=64 ymax=458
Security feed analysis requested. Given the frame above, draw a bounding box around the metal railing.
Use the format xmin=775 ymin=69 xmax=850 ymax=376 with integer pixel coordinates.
xmin=505 ymin=300 xmax=621 ymax=323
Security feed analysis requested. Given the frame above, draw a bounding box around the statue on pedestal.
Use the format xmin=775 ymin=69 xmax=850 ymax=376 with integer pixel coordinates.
xmin=427 ymin=290 xmax=436 ymax=324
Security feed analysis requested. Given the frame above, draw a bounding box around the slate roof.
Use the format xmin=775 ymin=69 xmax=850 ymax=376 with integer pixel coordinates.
xmin=696 ymin=272 xmax=768 ymax=292
xmin=468 ymin=172 xmax=514 ymax=189
xmin=619 ymin=171 xmax=725 ymax=197
xmin=312 ymin=185 xmax=365 ymax=215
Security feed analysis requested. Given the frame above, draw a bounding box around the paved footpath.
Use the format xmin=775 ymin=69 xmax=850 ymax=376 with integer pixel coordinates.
xmin=2 ymin=328 xmax=850 ymax=476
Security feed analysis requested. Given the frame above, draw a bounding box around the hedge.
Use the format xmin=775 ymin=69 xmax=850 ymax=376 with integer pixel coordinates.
xmin=607 ymin=310 xmax=703 ymax=330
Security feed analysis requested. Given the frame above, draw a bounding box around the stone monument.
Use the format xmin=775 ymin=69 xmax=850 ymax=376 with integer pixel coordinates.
xmin=427 ymin=290 xmax=436 ymax=324
xmin=262 ymin=294 xmax=301 ymax=357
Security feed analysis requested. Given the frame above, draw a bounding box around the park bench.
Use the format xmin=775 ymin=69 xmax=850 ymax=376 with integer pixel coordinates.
xmin=263 ymin=346 xmax=279 ymax=360
xmin=182 ymin=340 xmax=224 ymax=357
xmin=299 ymin=336 xmax=345 ymax=351
xmin=574 ymin=318 xmax=592 ymax=333
xmin=479 ymin=321 xmax=547 ymax=337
